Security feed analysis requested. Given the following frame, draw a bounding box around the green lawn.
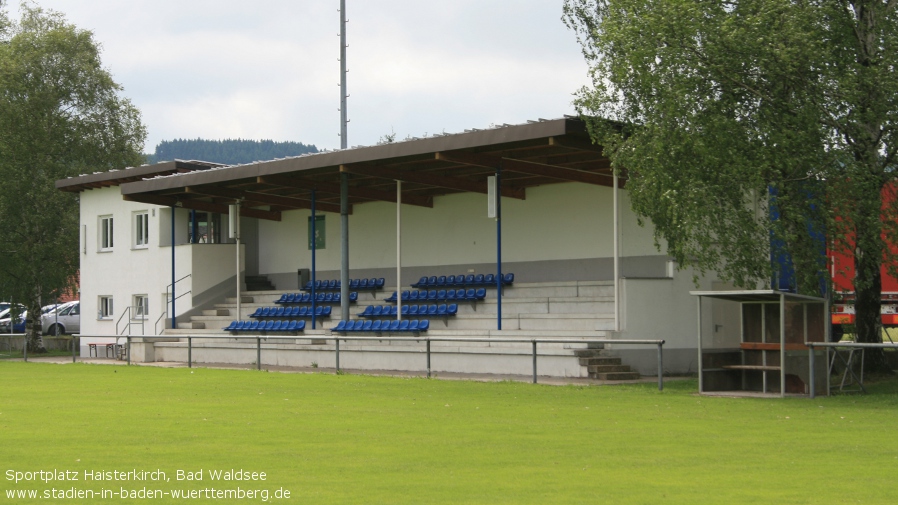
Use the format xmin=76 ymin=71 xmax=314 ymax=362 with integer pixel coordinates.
xmin=1 ymin=362 xmax=896 ymax=504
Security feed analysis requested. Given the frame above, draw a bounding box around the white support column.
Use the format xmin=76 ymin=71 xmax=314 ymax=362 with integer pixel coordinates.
xmin=613 ymin=171 xmax=620 ymax=332
xmin=235 ymin=201 xmax=241 ymax=321
xmin=396 ymin=180 xmax=402 ymax=321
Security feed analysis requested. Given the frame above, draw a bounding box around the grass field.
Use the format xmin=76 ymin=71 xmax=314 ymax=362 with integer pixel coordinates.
xmin=1 ymin=362 xmax=897 ymax=504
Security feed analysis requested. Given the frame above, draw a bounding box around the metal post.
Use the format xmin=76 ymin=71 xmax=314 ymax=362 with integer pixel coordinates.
xmin=809 ymin=344 xmax=816 ymax=399
xmin=696 ymin=295 xmax=703 ymax=393
xmin=341 ymin=172 xmax=349 ymax=322
xmin=235 ymin=201 xmax=241 ymax=322
xmin=340 ymin=0 xmax=348 ymax=150
xmin=496 ymin=165 xmax=502 ymax=330
xmin=780 ymin=293 xmax=786 ymax=397
xmin=396 ymin=180 xmax=402 ymax=321
xmin=532 ymin=340 xmax=537 ymax=383
xmin=256 ymin=337 xmax=261 ymax=371
xmin=127 ymin=336 xmax=131 ymax=365
xmin=72 ymin=335 xmax=76 ymax=363
xmin=171 ymin=205 xmax=177 ymax=329
xmin=657 ymin=343 xmax=664 ymax=391
xmin=426 ymin=339 xmax=431 ymax=378
xmin=335 ymin=338 xmax=341 ymax=372
xmin=613 ymin=171 xmax=620 ymax=332
xmin=188 ymin=337 xmax=192 ymax=368
xmin=311 ymin=189 xmax=317 ymax=329
xmin=23 ymin=335 xmax=27 ymax=361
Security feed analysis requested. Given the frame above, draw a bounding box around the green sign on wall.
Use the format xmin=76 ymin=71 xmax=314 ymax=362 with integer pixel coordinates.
xmin=308 ymin=215 xmax=325 ymax=250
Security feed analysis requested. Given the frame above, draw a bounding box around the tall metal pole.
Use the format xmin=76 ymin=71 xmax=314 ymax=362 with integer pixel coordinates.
xmin=171 ymin=206 xmax=176 ymax=329
xmin=396 ymin=180 xmax=402 ymax=321
xmin=339 ymin=1 xmax=350 ymax=323
xmin=496 ymin=164 xmax=502 ymax=330
xmin=340 ymin=0 xmax=348 ymax=149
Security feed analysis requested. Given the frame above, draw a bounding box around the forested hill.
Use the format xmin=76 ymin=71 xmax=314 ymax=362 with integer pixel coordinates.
xmin=148 ymin=138 xmax=318 ymax=165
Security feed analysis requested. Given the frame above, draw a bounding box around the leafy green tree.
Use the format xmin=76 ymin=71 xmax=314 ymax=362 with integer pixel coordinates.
xmin=564 ymin=0 xmax=898 ymax=372
xmin=0 ymin=4 xmax=146 ymax=351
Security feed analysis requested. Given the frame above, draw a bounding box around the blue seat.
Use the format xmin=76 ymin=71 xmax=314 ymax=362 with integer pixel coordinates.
xmin=484 ymin=273 xmax=496 ymax=284
xmin=350 ymin=279 xmax=360 ymax=289
xmin=373 ymin=305 xmax=384 ymax=316
xmin=384 ymin=291 xmax=397 ymax=302
xmin=353 ymin=320 xmax=365 ymax=331
xmin=401 ymin=290 xmax=411 ymax=301
xmin=316 ymin=293 xmax=326 ymax=302
xmin=333 ymin=320 xmax=347 ymax=332
xmin=388 ymin=320 xmax=401 ymax=331
xmin=322 ymin=306 xmax=333 ymax=317
xmin=362 ymin=320 xmax=373 ymax=331
xmin=464 ymin=289 xmax=476 ymax=300
xmin=295 ymin=320 xmax=306 ymax=331
xmin=447 ymin=303 xmax=458 ymax=315
xmin=286 ymin=320 xmax=298 ymax=331
xmin=234 ymin=321 xmax=247 ymax=331
xmin=446 ymin=289 xmax=457 ymax=300
xmin=297 ymin=306 xmax=307 ymax=316
xmin=408 ymin=320 xmax=420 ymax=331
xmin=275 ymin=294 xmax=289 ymax=304
xmin=427 ymin=305 xmax=438 ymax=316
xmin=390 ymin=306 xmax=398 ymax=316
xmin=335 ymin=280 xmax=341 ymax=289
xmin=452 ymin=274 xmax=464 ymax=286
xmin=446 ymin=275 xmax=456 ymax=285
xmin=262 ymin=320 xmax=274 ymax=331
xmin=474 ymin=274 xmax=485 ymax=285
xmin=375 ymin=278 xmax=385 ymax=288
xmin=223 ymin=321 xmax=238 ymax=331
xmin=409 ymin=291 xmax=419 ymax=301
xmin=413 ymin=276 xmax=427 ymax=288
xmin=465 ymin=274 xmax=475 ymax=285
xmin=314 ymin=306 xmax=324 ymax=316
xmin=427 ymin=276 xmax=437 ymax=286
xmin=303 ymin=281 xmax=313 ymax=290
xmin=271 ymin=321 xmax=283 ymax=331
xmin=360 ymin=278 xmax=370 ymax=289
xmin=437 ymin=304 xmax=447 ymax=316
xmin=360 ymin=306 xmax=374 ymax=317
xmin=401 ymin=305 xmax=409 ymax=315
xmin=408 ymin=305 xmax=418 ymax=315
xmin=248 ymin=321 xmax=261 ymax=331
xmin=503 ymin=273 xmax=515 ymax=284
xmin=427 ymin=290 xmax=437 ymax=300
xmin=250 ymin=308 xmax=263 ymax=318
xmin=399 ymin=320 xmax=410 ymax=331
xmin=274 ymin=307 xmax=285 ymax=317
xmin=326 ymin=280 xmax=336 ymax=290
xmin=334 ymin=293 xmax=343 ymax=302
xmin=300 ymin=293 xmax=311 ymax=303
xmin=349 ymin=292 xmax=358 ymax=302
xmin=371 ymin=320 xmax=383 ymax=331
xmin=437 ymin=289 xmax=447 ymax=300
xmin=324 ymin=293 xmax=334 ymax=303
xmin=437 ymin=276 xmax=447 ymax=286
xmin=418 ymin=320 xmax=430 ymax=331
xmin=290 ymin=306 xmax=301 ymax=317
xmin=475 ymin=288 xmax=486 ymax=300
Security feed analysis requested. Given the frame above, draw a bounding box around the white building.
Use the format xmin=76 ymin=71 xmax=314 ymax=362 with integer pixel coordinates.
xmin=58 ymin=118 xmax=730 ymax=375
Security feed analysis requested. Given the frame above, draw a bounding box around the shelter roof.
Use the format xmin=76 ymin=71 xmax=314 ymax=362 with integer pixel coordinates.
xmin=689 ymin=290 xmax=826 ymax=303
xmin=56 ymin=117 xmax=618 ymax=221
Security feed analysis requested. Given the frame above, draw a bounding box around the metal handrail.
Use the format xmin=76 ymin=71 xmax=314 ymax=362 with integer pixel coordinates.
xmin=805 ymin=341 xmax=898 ymax=398
xmin=116 ymin=306 xmax=148 ymax=335
xmin=116 ymin=334 xmax=667 ymax=390
xmin=154 ymin=312 xmax=167 ymax=335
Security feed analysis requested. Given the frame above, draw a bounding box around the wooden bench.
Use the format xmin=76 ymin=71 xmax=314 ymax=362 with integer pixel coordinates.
xmin=88 ymin=343 xmax=115 ymax=358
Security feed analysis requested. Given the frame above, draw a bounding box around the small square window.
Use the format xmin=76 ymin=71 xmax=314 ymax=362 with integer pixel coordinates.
xmin=133 ymin=295 xmax=148 ymax=319
xmin=99 ymin=216 xmax=114 ymax=251
xmin=98 ymin=296 xmax=114 ymax=319
xmin=134 ymin=212 xmax=149 ymax=247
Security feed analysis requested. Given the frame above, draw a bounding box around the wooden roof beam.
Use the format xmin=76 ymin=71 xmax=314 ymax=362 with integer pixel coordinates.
xmin=258 ymin=174 xmax=433 ymax=208
xmin=123 ymin=194 xmax=282 ymax=221
xmin=185 ymin=185 xmax=345 ymax=214
xmin=435 ymin=151 xmax=612 ymax=186
xmin=340 ymin=163 xmax=525 ymax=200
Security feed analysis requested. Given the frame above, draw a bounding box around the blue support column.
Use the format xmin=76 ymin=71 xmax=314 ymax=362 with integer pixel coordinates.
xmin=171 ymin=206 xmax=176 ymax=329
xmin=496 ymin=164 xmax=503 ymax=330
xmin=311 ymin=189 xmax=317 ymax=330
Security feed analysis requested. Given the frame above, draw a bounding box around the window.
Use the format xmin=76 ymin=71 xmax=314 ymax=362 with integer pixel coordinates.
xmin=98 ymin=296 xmax=114 ymax=319
xmin=133 ymin=295 xmax=148 ymax=319
xmin=134 ymin=212 xmax=149 ymax=247
xmin=99 ymin=216 xmax=114 ymax=251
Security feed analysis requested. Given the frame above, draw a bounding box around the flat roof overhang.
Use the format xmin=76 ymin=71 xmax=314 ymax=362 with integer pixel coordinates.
xmin=97 ymin=117 xmax=620 ymax=221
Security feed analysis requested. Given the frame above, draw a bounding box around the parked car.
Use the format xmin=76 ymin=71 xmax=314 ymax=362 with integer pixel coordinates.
xmin=42 ymin=301 xmax=80 ymax=335
xmin=0 ymin=306 xmax=27 ymax=333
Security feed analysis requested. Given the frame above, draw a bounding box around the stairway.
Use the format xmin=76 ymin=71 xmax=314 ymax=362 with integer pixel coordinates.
xmin=575 ymin=348 xmax=641 ymax=380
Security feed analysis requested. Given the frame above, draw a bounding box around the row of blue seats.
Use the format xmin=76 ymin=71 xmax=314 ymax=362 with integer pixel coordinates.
xmin=250 ymin=306 xmax=332 ymax=318
xmin=224 ymin=320 xmax=307 ymax=332
xmin=275 ymin=292 xmax=358 ymax=304
xmin=302 ymin=278 xmax=385 ymax=291
xmin=411 ymin=273 xmax=514 ymax=289
xmin=384 ymin=288 xmax=486 ymax=303
xmin=359 ymin=304 xmax=458 ymax=318
xmin=333 ymin=319 xmax=430 ymax=332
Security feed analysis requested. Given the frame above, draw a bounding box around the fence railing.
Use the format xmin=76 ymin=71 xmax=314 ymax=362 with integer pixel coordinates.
xmin=0 ymin=334 xmax=78 ymax=362
xmin=805 ymin=341 xmax=898 ymax=398
xmin=116 ymin=334 xmax=667 ymax=390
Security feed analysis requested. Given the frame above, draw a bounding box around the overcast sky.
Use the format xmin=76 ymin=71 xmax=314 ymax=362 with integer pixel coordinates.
xmin=8 ymin=1 xmax=591 ymax=154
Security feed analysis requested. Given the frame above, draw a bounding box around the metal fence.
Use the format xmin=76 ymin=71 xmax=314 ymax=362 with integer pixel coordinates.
xmin=115 ymin=334 xmax=667 ymax=389
xmin=0 ymin=334 xmax=78 ymax=362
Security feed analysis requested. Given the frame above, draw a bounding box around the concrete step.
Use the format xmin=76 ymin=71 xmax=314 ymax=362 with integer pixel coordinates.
xmin=202 ymin=309 xmax=231 ymax=316
xmin=224 ymin=296 xmax=254 ymax=304
xmin=592 ymin=371 xmax=641 ymax=380
xmin=579 ymin=357 xmax=622 ymax=366
xmin=588 ymin=364 xmax=631 ymax=374
xmin=177 ymin=321 xmax=205 ymax=329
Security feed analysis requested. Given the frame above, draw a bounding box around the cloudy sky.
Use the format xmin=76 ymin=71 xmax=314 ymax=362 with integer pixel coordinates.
xmin=8 ymin=1 xmax=592 ymax=154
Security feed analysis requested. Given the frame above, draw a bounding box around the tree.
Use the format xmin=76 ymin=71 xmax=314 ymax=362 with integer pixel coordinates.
xmin=564 ymin=0 xmax=898 ymax=372
xmin=0 ymin=4 xmax=146 ymax=351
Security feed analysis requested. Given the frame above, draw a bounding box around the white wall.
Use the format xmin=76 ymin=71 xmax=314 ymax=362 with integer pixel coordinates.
xmin=257 ymin=182 xmax=664 ymax=276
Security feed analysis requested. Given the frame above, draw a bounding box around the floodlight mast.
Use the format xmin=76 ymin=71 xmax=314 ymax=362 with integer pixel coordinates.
xmin=338 ymin=0 xmax=351 ymax=321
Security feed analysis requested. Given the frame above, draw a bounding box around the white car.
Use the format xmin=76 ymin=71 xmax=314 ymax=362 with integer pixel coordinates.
xmin=42 ymin=301 xmax=80 ymax=335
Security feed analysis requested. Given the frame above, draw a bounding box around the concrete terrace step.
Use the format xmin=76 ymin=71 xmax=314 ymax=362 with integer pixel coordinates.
xmin=593 ymin=371 xmax=641 ymax=381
